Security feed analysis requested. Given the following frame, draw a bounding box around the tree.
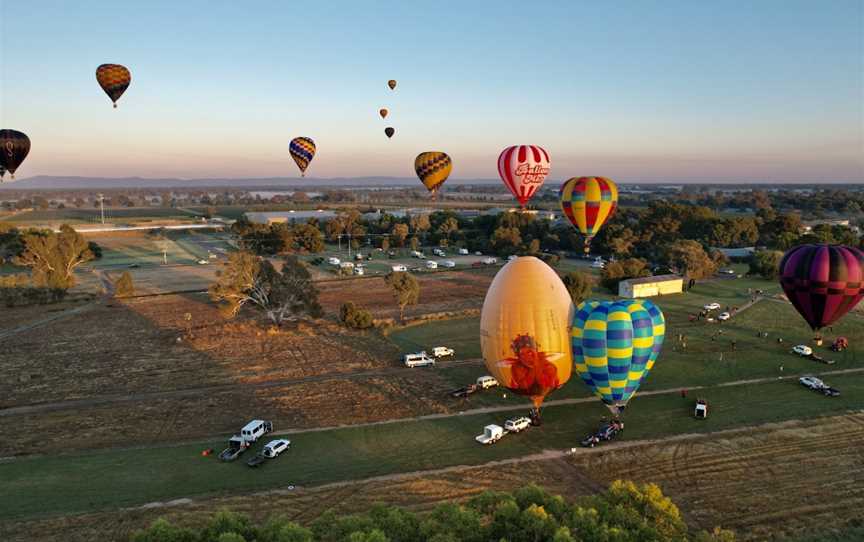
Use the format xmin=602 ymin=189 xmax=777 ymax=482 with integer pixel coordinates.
xmin=293 ymin=223 xmax=325 ymax=253
xmin=380 ymin=237 xmax=390 ymax=251
xmin=527 ymin=238 xmax=541 ymax=255
xmin=437 ymin=216 xmax=459 ymax=238
xmin=209 ymin=252 xmax=321 ymax=326
xmin=15 ymin=225 xmax=94 ymax=289
xmin=114 ymin=271 xmax=135 ymax=298
xmin=749 ymin=250 xmax=784 ymax=279
xmin=409 ymin=213 xmax=431 ymax=234
xmin=390 ymin=223 xmax=409 ymax=247
xmin=490 ymin=226 xmax=522 ymax=256
xmin=385 ymin=271 xmax=419 ymax=322
xmin=409 ymin=236 xmax=420 ymax=251
xmin=662 ymin=240 xmax=717 ymax=279
xmin=340 ymin=302 xmax=374 ymax=329
xmin=562 ymin=271 xmax=592 ymax=305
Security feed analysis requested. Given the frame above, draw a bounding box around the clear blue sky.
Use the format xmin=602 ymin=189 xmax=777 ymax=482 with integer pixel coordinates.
xmin=1 ymin=0 xmax=861 ymax=182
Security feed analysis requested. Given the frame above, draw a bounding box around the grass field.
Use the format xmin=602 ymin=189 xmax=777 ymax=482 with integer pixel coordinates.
xmin=2 ymin=373 xmax=862 ymax=522
xmin=4 ymin=207 xmax=198 ymax=225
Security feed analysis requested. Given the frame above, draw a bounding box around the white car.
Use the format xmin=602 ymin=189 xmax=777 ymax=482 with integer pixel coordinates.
xmin=792 ymin=345 xmax=813 ymax=356
xmin=391 ymin=264 xmax=407 ymax=272
xmin=403 ymin=352 xmax=435 ymax=367
xmin=197 ymin=259 xmax=209 ymax=265
xmin=353 ymin=267 xmax=365 ymax=276
xmin=799 ymin=375 xmax=824 ymax=390
xmin=425 ymin=260 xmax=438 ymax=269
xmin=327 ymin=257 xmax=341 ymax=265
xmin=433 ymin=249 xmax=446 ymax=257
xmin=703 ymin=303 xmax=721 ymax=311
xmin=591 ymin=261 xmax=606 ymax=269
xmin=458 ymin=248 xmax=469 ymax=255
xmin=476 ymin=375 xmax=499 ymax=389
xmin=261 ymin=439 xmax=291 ymax=458
xmin=432 ymin=346 xmax=454 ymax=358
xmin=440 ymin=260 xmax=456 ymax=268
xmin=717 ymin=312 xmax=731 ymax=321
xmin=504 ymin=417 xmax=531 ymax=433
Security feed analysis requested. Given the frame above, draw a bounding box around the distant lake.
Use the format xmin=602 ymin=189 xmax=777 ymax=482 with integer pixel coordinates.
xmin=250 ymin=191 xmax=322 ymax=199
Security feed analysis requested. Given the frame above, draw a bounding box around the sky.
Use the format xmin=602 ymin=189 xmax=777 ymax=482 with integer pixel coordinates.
xmin=0 ymin=0 xmax=862 ymax=183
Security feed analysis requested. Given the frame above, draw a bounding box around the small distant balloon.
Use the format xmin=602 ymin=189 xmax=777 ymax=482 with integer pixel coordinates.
xmin=414 ymin=152 xmax=452 ymax=198
xmin=379 ymin=108 xmax=388 ymax=119
xmin=385 ymin=127 xmax=395 ymax=139
xmin=0 ymin=164 xmax=5 ymax=182
xmin=388 ymin=79 xmax=397 ymax=90
xmin=0 ymin=129 xmax=31 ymax=179
xmin=96 ymin=64 xmax=131 ymax=108
xmin=289 ymin=137 xmax=316 ymax=177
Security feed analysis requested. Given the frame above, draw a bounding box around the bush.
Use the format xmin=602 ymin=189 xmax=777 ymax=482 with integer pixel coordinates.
xmin=114 ymin=271 xmax=135 ymax=298
xmin=0 ymin=274 xmax=67 ymax=307
xmin=340 ymin=302 xmax=374 ymax=329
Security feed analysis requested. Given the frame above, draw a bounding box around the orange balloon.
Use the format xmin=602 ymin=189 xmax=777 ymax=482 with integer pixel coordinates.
xmin=379 ymin=108 xmax=388 ymax=119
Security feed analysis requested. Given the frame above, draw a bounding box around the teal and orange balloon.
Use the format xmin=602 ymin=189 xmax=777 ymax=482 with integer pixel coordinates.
xmin=289 ymin=137 xmax=316 ymax=177
xmin=96 ymin=64 xmax=131 ymax=108
xmin=570 ymin=299 xmax=665 ymax=415
xmin=559 ymin=176 xmax=618 ymax=253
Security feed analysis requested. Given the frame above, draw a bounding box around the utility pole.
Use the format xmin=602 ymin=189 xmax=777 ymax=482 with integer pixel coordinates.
xmin=97 ymin=193 xmax=105 ymax=225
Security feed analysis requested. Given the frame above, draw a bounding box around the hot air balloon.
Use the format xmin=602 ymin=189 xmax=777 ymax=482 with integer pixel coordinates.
xmin=388 ymin=80 xmax=397 ymax=90
xmin=497 ymin=145 xmax=550 ymax=208
xmin=96 ymin=64 xmax=131 ymax=108
xmin=384 ymin=127 xmax=395 ymax=139
xmin=480 ymin=256 xmax=573 ymax=423
xmin=379 ymin=108 xmax=388 ymax=119
xmin=0 ymin=164 xmax=5 ymax=182
xmin=571 ymin=299 xmax=665 ymax=416
xmin=779 ymin=244 xmax=864 ymax=342
xmin=289 ymin=137 xmax=316 ymax=177
xmin=559 ymin=176 xmax=619 ymax=253
xmin=414 ymin=152 xmax=452 ymax=199
xmin=0 ymin=130 xmax=31 ymax=179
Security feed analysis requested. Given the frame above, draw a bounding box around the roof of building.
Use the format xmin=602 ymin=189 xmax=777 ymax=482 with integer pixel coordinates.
xmin=621 ymin=274 xmax=683 ymax=286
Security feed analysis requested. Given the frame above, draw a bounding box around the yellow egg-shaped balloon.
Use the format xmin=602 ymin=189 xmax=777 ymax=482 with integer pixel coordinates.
xmin=480 ymin=256 xmax=573 ymax=409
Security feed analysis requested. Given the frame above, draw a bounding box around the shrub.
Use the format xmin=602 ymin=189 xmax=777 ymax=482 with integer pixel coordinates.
xmin=340 ymin=302 xmax=374 ymax=329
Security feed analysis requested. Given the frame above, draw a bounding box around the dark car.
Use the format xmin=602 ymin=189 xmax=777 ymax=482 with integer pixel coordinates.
xmin=822 ymin=387 xmax=840 ymax=397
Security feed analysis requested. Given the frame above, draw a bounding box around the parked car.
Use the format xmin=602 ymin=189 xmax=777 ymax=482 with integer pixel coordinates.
xmin=591 ymin=260 xmax=605 ymax=269
xmin=197 ymin=259 xmax=209 ymax=265
xmin=694 ymin=399 xmax=708 ymax=419
xmin=799 ymin=375 xmax=824 ymax=390
xmin=391 ymin=264 xmax=407 ymax=272
xmin=432 ymin=346 xmax=454 ymax=358
xmin=425 ymin=260 xmax=438 ymax=269
xmin=703 ymin=302 xmax=721 ymax=311
xmin=262 ymin=439 xmax=291 ymax=458
xmin=822 ymin=386 xmax=840 ymax=397
xmin=504 ymin=417 xmax=531 ymax=433
xmin=476 ymin=376 xmax=499 ymax=389
xmin=792 ymin=345 xmax=813 ymax=356
xmin=327 ymin=257 xmax=341 ymax=265
xmin=440 ymin=260 xmax=456 ymax=268
xmin=353 ymin=267 xmax=365 ymax=276
xmin=433 ymin=248 xmax=446 ymax=257
xmin=717 ymin=312 xmax=731 ymax=321
xmin=403 ymin=352 xmax=435 ymax=367
xmin=482 ymin=257 xmax=498 ymax=265
xmin=475 ymin=424 xmax=504 ymax=445
xmin=410 ymin=250 xmax=423 ymax=258
xmin=719 ymin=268 xmax=737 ymax=276
xmin=458 ymin=248 xmax=469 ymax=255
xmin=508 ymin=255 xmax=518 ymax=261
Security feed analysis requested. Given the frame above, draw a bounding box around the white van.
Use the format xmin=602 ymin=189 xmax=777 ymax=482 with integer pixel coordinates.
xmin=327 ymin=257 xmax=341 ymax=265
xmin=391 ymin=264 xmax=407 ymax=272
xmin=458 ymin=248 xmax=469 ymax=255
xmin=403 ymin=352 xmax=435 ymax=367
xmin=240 ymin=420 xmax=272 ymax=443
xmin=476 ymin=376 xmax=498 ymax=389
xmin=425 ymin=260 xmax=438 ymax=269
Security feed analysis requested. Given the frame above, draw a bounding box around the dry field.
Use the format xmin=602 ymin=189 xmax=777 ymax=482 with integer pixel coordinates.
xmin=317 ymin=270 xmax=493 ymax=320
xmin=6 ymin=413 xmax=862 ymax=542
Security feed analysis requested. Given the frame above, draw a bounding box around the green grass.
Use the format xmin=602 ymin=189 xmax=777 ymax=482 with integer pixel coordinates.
xmin=5 ymin=207 xmax=196 ymax=225
xmin=2 ymin=374 xmax=862 ymax=522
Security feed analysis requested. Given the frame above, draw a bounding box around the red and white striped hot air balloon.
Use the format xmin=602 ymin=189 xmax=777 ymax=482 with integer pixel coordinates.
xmin=497 ymin=145 xmax=551 ymax=207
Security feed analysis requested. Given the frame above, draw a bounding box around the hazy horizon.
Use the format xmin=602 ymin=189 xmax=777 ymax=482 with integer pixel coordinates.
xmin=1 ymin=1 xmax=862 ymax=183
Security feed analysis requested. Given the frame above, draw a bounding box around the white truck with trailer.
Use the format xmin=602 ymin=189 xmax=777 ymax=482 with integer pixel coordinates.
xmin=475 ymin=424 xmax=504 ymax=445
xmin=219 ymin=419 xmax=273 ymax=462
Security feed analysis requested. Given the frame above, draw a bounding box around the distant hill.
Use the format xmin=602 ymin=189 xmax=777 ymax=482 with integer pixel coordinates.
xmin=0 ymin=176 xmax=502 ymax=190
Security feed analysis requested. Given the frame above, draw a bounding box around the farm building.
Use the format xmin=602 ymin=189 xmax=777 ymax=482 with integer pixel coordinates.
xmin=618 ymin=274 xmax=683 ymax=298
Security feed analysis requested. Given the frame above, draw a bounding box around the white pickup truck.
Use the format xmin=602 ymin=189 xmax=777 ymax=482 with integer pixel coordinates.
xmin=432 ymin=346 xmax=454 ymax=358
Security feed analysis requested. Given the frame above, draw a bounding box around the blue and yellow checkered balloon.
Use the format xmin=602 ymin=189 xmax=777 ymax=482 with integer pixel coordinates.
xmin=571 ymin=299 xmax=665 ymax=414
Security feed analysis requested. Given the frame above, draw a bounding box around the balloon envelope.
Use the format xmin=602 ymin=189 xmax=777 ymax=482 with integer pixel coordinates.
xmin=414 ymin=152 xmax=452 ymax=195
xmin=497 ymin=145 xmax=550 ymax=207
xmin=379 ymin=108 xmax=388 ymax=119
xmin=0 ymin=129 xmax=31 ymax=178
xmin=96 ymin=64 xmax=131 ymax=107
xmin=0 ymin=164 xmax=5 ymax=181
xmin=289 ymin=137 xmax=316 ymax=177
xmin=779 ymin=244 xmax=864 ymax=331
xmin=480 ymin=257 xmax=573 ymax=408
xmin=559 ymin=176 xmax=618 ymax=242
xmin=388 ymin=79 xmax=397 ymax=90
xmin=571 ymin=299 xmax=665 ymax=415
xmin=385 ymin=127 xmax=395 ymax=138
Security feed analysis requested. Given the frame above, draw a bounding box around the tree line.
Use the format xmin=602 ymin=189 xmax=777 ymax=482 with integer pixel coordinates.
xmin=131 ymin=482 xmax=736 ymax=542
